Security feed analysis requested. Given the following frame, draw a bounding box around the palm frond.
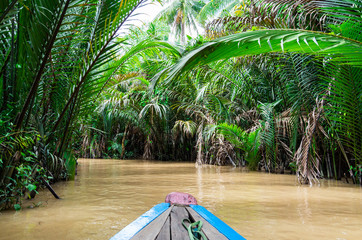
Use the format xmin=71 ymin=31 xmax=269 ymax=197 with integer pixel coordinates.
xmin=259 ymin=100 xmax=281 ymax=170
xmin=325 ymin=65 xmax=362 ymax=165
xmin=166 ymin=29 xmax=362 ymax=82
xmin=294 ymin=98 xmax=325 ymax=184
xmin=198 ymin=0 xmax=240 ymax=25
xmin=172 ymin=120 xmax=197 ymax=137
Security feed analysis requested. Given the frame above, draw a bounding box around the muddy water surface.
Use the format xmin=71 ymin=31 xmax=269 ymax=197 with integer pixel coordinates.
xmin=0 ymin=159 xmax=361 ymax=240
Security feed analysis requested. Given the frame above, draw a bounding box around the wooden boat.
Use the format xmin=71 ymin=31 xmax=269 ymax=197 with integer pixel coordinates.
xmin=110 ymin=192 xmax=246 ymax=240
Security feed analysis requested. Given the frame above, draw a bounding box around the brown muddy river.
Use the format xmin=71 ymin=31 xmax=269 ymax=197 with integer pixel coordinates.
xmin=0 ymin=159 xmax=361 ymax=239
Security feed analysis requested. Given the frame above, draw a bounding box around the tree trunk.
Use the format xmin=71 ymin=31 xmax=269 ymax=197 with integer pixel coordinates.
xmin=120 ymin=124 xmax=129 ymax=159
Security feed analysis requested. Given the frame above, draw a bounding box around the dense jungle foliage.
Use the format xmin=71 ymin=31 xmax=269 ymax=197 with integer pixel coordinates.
xmin=1 ymin=0 xmax=361 ymax=210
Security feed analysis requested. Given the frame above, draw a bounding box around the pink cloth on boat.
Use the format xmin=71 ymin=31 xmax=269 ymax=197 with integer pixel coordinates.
xmin=165 ymin=192 xmax=197 ymax=205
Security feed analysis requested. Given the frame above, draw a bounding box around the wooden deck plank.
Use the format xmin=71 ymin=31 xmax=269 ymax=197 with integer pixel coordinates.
xmin=170 ymin=206 xmax=190 ymax=239
xmin=131 ymin=205 xmax=174 ymax=240
xmin=155 ymin=216 xmax=170 ymax=240
xmin=186 ymin=207 xmax=228 ymax=240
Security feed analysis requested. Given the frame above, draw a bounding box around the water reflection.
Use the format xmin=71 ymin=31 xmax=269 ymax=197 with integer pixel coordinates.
xmin=0 ymin=159 xmax=361 ymax=240
xmin=297 ymin=187 xmax=312 ymax=225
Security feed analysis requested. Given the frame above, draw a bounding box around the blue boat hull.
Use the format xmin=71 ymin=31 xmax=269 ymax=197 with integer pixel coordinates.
xmin=110 ymin=203 xmax=170 ymax=240
xmin=110 ymin=203 xmax=246 ymax=240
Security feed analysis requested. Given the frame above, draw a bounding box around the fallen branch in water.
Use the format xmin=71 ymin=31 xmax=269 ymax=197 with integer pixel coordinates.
xmin=42 ymin=177 xmax=60 ymax=199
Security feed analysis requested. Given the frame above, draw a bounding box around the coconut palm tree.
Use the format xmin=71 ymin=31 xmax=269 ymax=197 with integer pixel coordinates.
xmin=156 ymin=0 xmax=206 ymax=43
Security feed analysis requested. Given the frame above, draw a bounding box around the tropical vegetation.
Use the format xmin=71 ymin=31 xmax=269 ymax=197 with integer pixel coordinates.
xmin=1 ymin=0 xmax=361 ymax=210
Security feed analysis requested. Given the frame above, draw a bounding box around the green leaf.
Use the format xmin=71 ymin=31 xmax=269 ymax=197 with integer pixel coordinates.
xmin=167 ymin=30 xmax=362 ymax=81
xmin=14 ymin=204 xmax=21 ymax=211
xmin=26 ymin=184 xmax=37 ymax=192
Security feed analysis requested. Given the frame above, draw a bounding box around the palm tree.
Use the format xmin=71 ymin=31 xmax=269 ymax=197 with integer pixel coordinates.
xmin=156 ymin=0 xmax=205 ymax=43
xmin=161 ymin=0 xmax=362 ymax=184
xmin=90 ymin=24 xmax=181 ymax=160
xmin=0 ymin=0 xmax=163 ymax=209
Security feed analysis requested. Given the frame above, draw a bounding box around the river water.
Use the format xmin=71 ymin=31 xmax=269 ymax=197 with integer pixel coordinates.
xmin=0 ymin=159 xmax=361 ymax=240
